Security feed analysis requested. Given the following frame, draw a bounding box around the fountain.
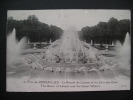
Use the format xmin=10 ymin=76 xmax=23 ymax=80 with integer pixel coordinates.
xmin=6 ymin=28 xmax=131 ymax=92
xmin=116 ymin=32 xmax=130 ymax=70
xmin=36 ymin=27 xmax=119 ymax=73
xmin=7 ymin=28 xmax=27 ymax=67
xmin=45 ymin=28 xmax=98 ymax=64
xmin=7 ymin=28 xmax=130 ymax=79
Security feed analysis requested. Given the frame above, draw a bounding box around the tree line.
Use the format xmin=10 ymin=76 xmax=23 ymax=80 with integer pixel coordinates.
xmin=78 ymin=17 xmax=130 ymax=45
xmin=7 ymin=16 xmax=130 ymax=45
xmin=7 ymin=15 xmax=63 ymax=43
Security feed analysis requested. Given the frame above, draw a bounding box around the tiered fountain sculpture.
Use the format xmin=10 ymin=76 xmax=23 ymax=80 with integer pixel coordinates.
xmin=7 ymin=28 xmax=130 ymax=75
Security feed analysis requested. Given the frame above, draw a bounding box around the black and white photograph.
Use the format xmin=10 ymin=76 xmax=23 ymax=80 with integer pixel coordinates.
xmin=6 ymin=9 xmax=131 ymax=92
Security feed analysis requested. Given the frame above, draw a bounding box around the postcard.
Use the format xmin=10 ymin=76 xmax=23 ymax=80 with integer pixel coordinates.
xmin=6 ymin=9 xmax=131 ymax=92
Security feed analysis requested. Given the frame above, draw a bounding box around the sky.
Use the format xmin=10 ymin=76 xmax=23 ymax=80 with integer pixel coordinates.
xmin=7 ymin=9 xmax=131 ymax=31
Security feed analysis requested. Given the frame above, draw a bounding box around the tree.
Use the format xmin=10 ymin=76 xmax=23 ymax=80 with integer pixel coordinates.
xmin=7 ymin=15 xmax=63 ymax=44
xmin=27 ymin=15 xmax=39 ymax=22
xmin=97 ymin=22 xmax=107 ymax=45
xmin=107 ymin=17 xmax=118 ymax=42
xmin=116 ymin=19 xmax=130 ymax=43
xmin=80 ymin=17 xmax=130 ymax=45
